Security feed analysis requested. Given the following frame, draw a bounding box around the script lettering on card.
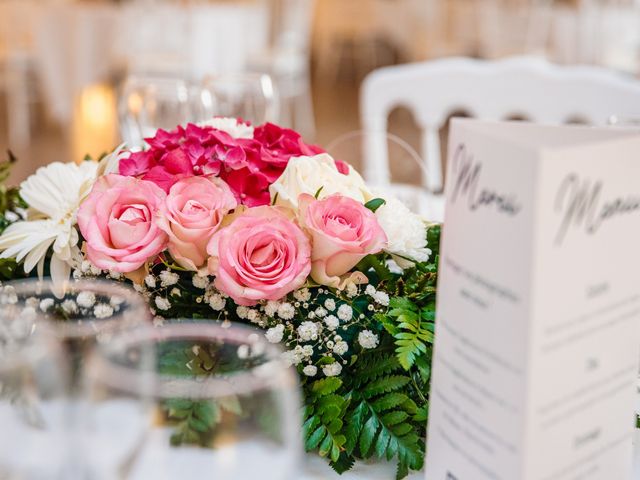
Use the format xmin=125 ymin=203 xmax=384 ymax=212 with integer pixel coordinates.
xmin=450 ymin=143 xmax=521 ymax=216
xmin=554 ymin=173 xmax=640 ymax=244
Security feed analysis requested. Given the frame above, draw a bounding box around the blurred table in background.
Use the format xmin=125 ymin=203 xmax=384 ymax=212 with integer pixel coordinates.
xmin=34 ymin=1 xmax=269 ymax=125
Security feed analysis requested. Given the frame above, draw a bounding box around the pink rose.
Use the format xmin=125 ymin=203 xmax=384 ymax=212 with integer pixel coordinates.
xmin=298 ymin=194 xmax=387 ymax=288
xmin=77 ymin=174 xmax=168 ymax=272
xmin=158 ymin=176 xmax=237 ymax=271
xmin=207 ymin=206 xmax=311 ymax=306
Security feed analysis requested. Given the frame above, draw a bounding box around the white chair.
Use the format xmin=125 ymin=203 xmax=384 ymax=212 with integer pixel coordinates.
xmin=361 ymin=56 xmax=640 ymax=199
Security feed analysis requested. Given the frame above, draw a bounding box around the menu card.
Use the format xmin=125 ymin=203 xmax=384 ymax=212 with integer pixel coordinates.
xmin=425 ymin=119 xmax=640 ymax=480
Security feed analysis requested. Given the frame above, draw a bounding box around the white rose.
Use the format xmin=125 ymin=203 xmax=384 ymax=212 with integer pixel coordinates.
xmin=199 ymin=117 xmax=254 ymax=139
xmin=374 ymin=193 xmax=431 ymax=267
xmin=269 ymin=153 xmax=372 ymax=209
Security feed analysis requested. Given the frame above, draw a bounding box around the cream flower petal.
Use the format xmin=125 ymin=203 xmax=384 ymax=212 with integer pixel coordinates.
xmin=96 ymin=143 xmax=127 ymax=177
xmin=0 ymin=220 xmax=58 ymax=267
xmin=0 ymin=160 xmax=98 ymax=288
xmin=20 ymin=161 xmax=98 ymax=219
xmin=50 ymin=253 xmax=70 ymax=298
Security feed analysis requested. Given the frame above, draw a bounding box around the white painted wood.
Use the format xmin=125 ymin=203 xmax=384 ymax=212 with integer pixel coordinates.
xmin=361 ymin=56 xmax=640 ymax=193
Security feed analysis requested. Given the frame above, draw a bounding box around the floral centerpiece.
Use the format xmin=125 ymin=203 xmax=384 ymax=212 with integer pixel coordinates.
xmin=0 ymin=118 xmax=439 ymax=479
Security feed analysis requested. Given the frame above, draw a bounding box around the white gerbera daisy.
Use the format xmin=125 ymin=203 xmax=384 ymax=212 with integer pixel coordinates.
xmin=0 ymin=161 xmax=98 ymax=288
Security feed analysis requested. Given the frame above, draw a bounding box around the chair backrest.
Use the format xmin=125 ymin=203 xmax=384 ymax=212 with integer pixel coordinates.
xmin=360 ymin=56 xmax=640 ymax=192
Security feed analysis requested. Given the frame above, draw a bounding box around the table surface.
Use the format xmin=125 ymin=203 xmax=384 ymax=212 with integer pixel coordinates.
xmin=304 ymin=429 xmax=640 ymax=479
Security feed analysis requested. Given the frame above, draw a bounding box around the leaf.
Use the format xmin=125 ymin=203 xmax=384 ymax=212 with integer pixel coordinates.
xmin=372 ymin=393 xmax=408 ymax=412
xmin=389 ymin=297 xmax=417 ymax=312
xmin=330 ymin=452 xmax=355 ymax=474
xmin=188 ymin=417 xmax=211 ymax=433
xmin=319 ymin=433 xmax=333 ymax=457
xmin=359 ymin=415 xmax=378 ymax=456
xmin=307 ymin=424 xmax=326 ymax=450
xmin=303 ymin=415 xmax=321 ymax=440
xmin=353 ymin=353 xmax=401 ymax=387
xmin=327 ymin=418 xmax=343 ymax=434
xmin=314 ymin=186 xmax=324 ymax=199
xmin=311 ymin=377 xmax=342 ymax=396
xmin=303 ymin=378 xmax=348 ymax=464
xmin=363 ymin=375 xmax=411 ymax=398
xmin=164 ymin=398 xmax=193 ymax=410
xmin=344 ymin=401 xmax=367 ymax=454
xmin=374 ymin=427 xmax=391 ymax=458
xmin=413 ymin=406 xmax=428 ymax=423
xmin=385 ymin=297 xmax=435 ymax=370
xmin=396 ymin=461 xmax=409 ymax=480
xmin=193 ymin=401 xmax=219 ymax=425
xmin=364 ymin=198 xmax=386 ymax=213
xmin=392 ymin=423 xmax=412 ymax=436
xmin=382 ymin=411 xmax=409 ymax=426
xmin=426 ymin=224 xmax=441 ymax=258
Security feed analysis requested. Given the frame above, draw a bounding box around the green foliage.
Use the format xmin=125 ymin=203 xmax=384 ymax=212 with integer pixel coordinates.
xmin=0 ymin=258 xmax=21 ymax=280
xmin=158 ymin=340 xmax=245 ymax=447
xmin=0 ymin=151 xmax=26 ymax=237
xmin=426 ymin=224 xmax=440 ymax=258
xmin=342 ymin=352 xmax=424 ymax=479
xmin=303 ymin=377 xmax=348 ymax=463
xmin=165 ymin=399 xmax=219 ymax=447
xmin=383 ymin=298 xmax=435 ymax=370
xmin=364 ymin=198 xmax=386 ymax=213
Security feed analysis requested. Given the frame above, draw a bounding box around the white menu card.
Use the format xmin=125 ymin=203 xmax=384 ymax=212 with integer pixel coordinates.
xmin=425 ymin=119 xmax=640 ymax=480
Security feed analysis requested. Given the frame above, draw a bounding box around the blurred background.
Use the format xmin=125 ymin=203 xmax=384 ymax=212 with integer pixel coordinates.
xmin=1 ymin=0 xmax=639 ymax=184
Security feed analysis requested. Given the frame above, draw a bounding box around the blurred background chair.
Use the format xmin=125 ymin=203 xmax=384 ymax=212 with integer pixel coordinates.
xmin=361 ymin=56 xmax=640 ymax=198
xmin=477 ymin=0 xmax=554 ymax=58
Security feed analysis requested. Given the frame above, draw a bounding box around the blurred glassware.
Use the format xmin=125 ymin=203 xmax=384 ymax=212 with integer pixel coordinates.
xmin=0 ymin=315 xmax=70 ymax=479
xmin=326 ymin=129 xmax=445 ymax=222
xmin=0 ymin=278 xmax=151 ymax=392
xmin=200 ymin=73 xmax=279 ymax=126
xmin=84 ymin=321 xmax=301 ymax=480
xmin=608 ymin=115 xmax=640 ymax=127
xmin=248 ymin=0 xmax=315 ymax=138
xmin=118 ymin=75 xmax=201 ymax=149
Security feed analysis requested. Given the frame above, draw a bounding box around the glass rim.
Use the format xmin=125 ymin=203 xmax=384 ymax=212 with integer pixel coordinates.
xmin=87 ymin=321 xmax=298 ymax=399
xmin=1 ymin=278 xmax=151 ymax=339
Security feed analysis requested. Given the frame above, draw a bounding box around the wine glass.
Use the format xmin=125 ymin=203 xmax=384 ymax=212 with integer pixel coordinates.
xmin=0 ymin=316 xmax=71 ymax=479
xmin=118 ymin=75 xmax=196 ymax=148
xmin=0 ymin=279 xmax=151 ymax=392
xmin=84 ymin=321 xmax=302 ymax=480
xmin=200 ymin=73 xmax=279 ymax=126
